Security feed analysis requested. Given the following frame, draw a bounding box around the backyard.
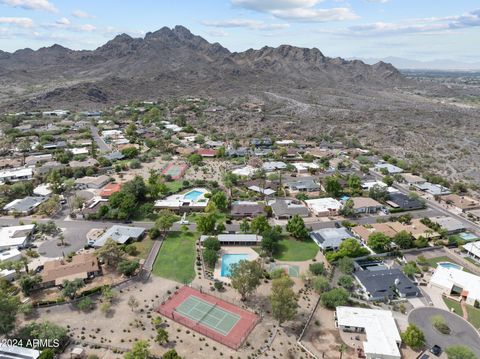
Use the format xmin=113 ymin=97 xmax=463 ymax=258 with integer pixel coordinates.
xmin=132 ymin=236 xmax=154 ymax=259
xmin=273 ymin=238 xmax=319 ymax=261
xmin=152 ymin=231 xmax=197 ymax=283
xmin=443 ymin=297 xmax=480 ymax=329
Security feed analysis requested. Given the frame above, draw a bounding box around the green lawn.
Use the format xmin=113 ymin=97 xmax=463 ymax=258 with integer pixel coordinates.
xmin=443 ymin=297 xmax=480 ymax=329
xmin=152 ymin=231 xmax=197 ymax=283
xmin=165 ymin=181 xmax=184 ymax=193
xmin=420 ymin=256 xmax=456 ymax=267
xmin=132 ymin=236 xmax=154 ymax=259
xmin=273 ymin=238 xmax=319 ymax=262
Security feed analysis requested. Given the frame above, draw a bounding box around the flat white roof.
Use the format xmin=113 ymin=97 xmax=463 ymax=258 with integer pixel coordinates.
xmin=33 ymin=183 xmax=52 ymax=196
xmin=293 ymin=162 xmax=320 ymax=171
xmin=336 ymin=306 xmax=401 ymax=359
xmin=464 ymin=241 xmax=480 ymax=258
xmin=0 ymin=167 xmax=33 ymax=179
xmin=0 ymin=247 xmax=22 ymax=262
xmin=0 ymin=224 xmax=35 ymax=248
xmin=0 ymin=345 xmax=40 ymax=359
xmin=154 ymin=188 xmax=210 ymax=209
xmin=305 ymin=198 xmax=342 ymax=213
xmin=361 ymin=180 xmax=387 ymax=190
xmin=232 ymin=165 xmax=257 ymax=177
xmin=430 ymin=266 xmax=480 ymax=302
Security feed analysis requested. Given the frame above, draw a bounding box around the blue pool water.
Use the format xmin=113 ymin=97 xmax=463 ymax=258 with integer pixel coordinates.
xmin=221 ymin=254 xmax=250 ymax=277
xmin=184 ymin=190 xmax=203 ymax=201
xmin=460 ymin=232 xmax=478 ymax=241
xmin=438 ymin=262 xmax=463 ymax=270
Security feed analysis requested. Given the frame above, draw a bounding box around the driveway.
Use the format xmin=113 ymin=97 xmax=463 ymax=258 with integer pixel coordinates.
xmin=409 ymin=307 xmax=480 ymax=356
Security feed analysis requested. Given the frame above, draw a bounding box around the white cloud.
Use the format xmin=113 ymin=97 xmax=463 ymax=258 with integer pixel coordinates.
xmin=71 ymin=9 xmax=94 ymax=19
xmin=203 ymin=19 xmax=290 ymax=31
xmin=1 ymin=0 xmax=57 ymax=13
xmin=231 ymin=0 xmax=358 ymax=23
xmin=271 ymin=7 xmax=358 ymax=22
xmin=365 ymin=0 xmax=390 ymax=3
xmin=55 ymin=17 xmax=70 ymax=26
xmin=206 ymin=29 xmax=229 ymax=37
xmin=78 ymin=23 xmax=96 ymax=32
xmin=324 ymin=9 xmax=480 ymax=37
xmin=0 ymin=16 xmax=34 ymax=27
xmin=231 ymin=0 xmax=321 ymax=11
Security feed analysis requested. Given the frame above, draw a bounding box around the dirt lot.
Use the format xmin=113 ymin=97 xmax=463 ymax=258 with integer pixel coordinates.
xmin=23 ymin=273 xmax=322 ymax=359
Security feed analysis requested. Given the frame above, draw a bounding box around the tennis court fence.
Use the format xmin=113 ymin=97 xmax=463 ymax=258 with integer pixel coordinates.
xmin=158 ymin=305 xmax=259 ymax=350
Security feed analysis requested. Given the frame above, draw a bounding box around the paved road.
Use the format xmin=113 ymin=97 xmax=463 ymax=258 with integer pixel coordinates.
xmin=90 ymin=125 xmax=110 ymax=152
xmin=409 ymin=307 xmax=480 ymax=356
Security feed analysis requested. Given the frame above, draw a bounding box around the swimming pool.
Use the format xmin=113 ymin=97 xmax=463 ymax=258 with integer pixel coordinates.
xmin=460 ymin=232 xmax=479 ymax=241
xmin=220 ymin=254 xmax=250 ymax=277
xmin=184 ymin=190 xmax=203 ymax=201
xmin=438 ymin=262 xmax=463 ymax=270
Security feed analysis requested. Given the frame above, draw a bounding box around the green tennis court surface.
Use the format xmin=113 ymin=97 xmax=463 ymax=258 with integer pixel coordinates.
xmin=175 ymin=295 xmax=240 ymax=335
xmin=269 ymin=263 xmax=300 ymax=277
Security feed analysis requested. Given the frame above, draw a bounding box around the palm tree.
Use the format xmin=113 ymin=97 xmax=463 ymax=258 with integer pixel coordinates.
xmin=338 ymin=344 xmax=347 ymax=359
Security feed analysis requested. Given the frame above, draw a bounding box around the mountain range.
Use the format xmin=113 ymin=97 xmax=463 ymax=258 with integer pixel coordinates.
xmin=0 ymin=25 xmax=405 ymax=110
xmin=354 ymin=56 xmax=480 ymax=71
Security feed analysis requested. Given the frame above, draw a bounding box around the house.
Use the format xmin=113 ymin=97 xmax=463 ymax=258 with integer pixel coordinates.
xmin=309 ymin=227 xmax=354 ymax=251
xmin=402 ymin=173 xmax=426 ymax=185
xmin=0 ymin=247 xmax=23 ymax=263
xmin=0 ymin=224 xmax=36 ymax=251
xmin=0 ymin=345 xmax=40 ymax=359
xmin=154 ymin=188 xmax=210 ymax=213
xmin=200 ymin=234 xmax=262 ymax=246
xmin=248 ymin=185 xmax=276 ymax=197
xmin=3 ymin=196 xmax=47 ymax=215
xmin=429 ymin=266 xmax=480 ymax=306
xmin=262 ymin=161 xmax=287 ymax=171
xmin=361 ymin=180 xmax=387 ymax=191
xmin=100 ymin=183 xmax=122 ymax=198
xmin=82 ymin=197 xmax=109 ymax=217
xmin=227 ymin=147 xmax=249 ymax=157
xmin=305 ymin=198 xmax=342 ymax=217
xmin=25 ymin=153 xmax=52 ymax=166
xmin=232 ymin=165 xmax=258 ymax=177
xmin=270 ymin=199 xmax=310 ymax=220
xmin=0 ymin=167 xmax=33 ymax=183
xmin=354 ymin=268 xmax=420 ymax=301
xmin=33 ymin=183 xmax=52 ymax=197
xmin=69 ymin=158 xmax=99 ymax=168
xmin=285 ymin=178 xmax=320 ymax=193
xmin=230 ymin=201 xmax=266 ymax=218
xmin=197 ymin=148 xmax=217 ymax=157
xmin=41 ymin=253 xmax=101 ymax=288
xmin=75 ymin=175 xmax=111 ymax=189
xmin=431 ymin=216 xmax=467 ymax=234
xmin=335 ymin=306 xmax=401 ymax=359
xmin=34 ymin=161 xmax=65 ymax=175
xmin=439 ymin=194 xmax=480 ymax=213
xmin=374 ymin=162 xmax=403 ymax=174
xmin=387 ymin=219 xmax=437 ymax=239
xmin=463 ymin=241 xmax=480 ymax=262
xmin=350 ymin=197 xmax=383 ymax=214
xmin=69 ymin=147 xmax=89 ymax=156
xmin=414 ymin=182 xmax=451 ymax=196
xmin=387 ymin=192 xmax=424 ymax=210
xmin=292 ymin=162 xmax=320 ymax=173
xmin=352 ymin=223 xmax=398 ymax=243
xmin=103 ymin=151 xmax=125 ymax=162
xmin=91 ymin=225 xmax=146 ymax=247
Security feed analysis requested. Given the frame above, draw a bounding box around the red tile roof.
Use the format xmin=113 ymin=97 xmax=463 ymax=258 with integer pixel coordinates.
xmin=100 ymin=183 xmax=122 ymax=197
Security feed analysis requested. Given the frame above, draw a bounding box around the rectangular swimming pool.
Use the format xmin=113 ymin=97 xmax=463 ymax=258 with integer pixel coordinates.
xmin=220 ymin=254 xmax=250 ymax=277
xmin=184 ymin=190 xmax=203 ymax=201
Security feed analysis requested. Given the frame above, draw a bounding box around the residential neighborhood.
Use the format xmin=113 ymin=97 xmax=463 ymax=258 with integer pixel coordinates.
xmin=1 ymin=100 xmax=480 ymax=359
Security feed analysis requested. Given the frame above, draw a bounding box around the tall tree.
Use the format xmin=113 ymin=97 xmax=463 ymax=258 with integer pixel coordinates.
xmin=96 ymin=238 xmax=125 ymax=266
xmin=286 ymin=215 xmax=309 ymax=240
xmin=0 ymin=290 xmax=20 ymax=335
xmin=324 ymin=176 xmax=342 ymax=197
xmin=269 ymin=276 xmax=298 ymax=325
xmin=155 ymin=210 xmax=178 ymax=237
xmin=230 ymin=260 xmax=263 ymax=301
xmin=124 ymin=340 xmax=150 ymax=359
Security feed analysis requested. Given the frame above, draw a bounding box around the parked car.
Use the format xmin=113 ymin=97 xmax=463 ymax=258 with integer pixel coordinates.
xmin=430 ymin=345 xmax=442 ymax=356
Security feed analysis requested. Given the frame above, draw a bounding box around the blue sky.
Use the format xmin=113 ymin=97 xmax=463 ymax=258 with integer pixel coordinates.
xmin=0 ymin=0 xmax=479 ymax=61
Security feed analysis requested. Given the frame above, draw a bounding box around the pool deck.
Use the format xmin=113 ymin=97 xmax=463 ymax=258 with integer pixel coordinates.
xmin=213 ymin=246 xmax=259 ymax=283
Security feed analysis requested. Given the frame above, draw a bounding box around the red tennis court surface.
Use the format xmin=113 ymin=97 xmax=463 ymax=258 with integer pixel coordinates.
xmin=157 ymin=286 xmax=259 ymax=350
xmin=161 ymin=162 xmax=188 ymax=180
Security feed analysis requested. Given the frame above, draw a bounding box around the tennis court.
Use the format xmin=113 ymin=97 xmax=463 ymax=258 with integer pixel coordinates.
xmin=162 ymin=163 xmax=188 ymax=180
xmin=269 ymin=263 xmax=300 ymax=277
xmin=175 ymin=295 xmax=240 ymax=335
xmin=157 ymin=286 xmax=259 ymax=349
